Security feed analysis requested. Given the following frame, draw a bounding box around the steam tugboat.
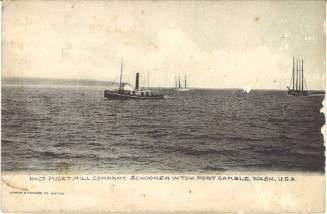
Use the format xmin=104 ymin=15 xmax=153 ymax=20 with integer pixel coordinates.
xmin=104 ymin=61 xmax=164 ymax=100
xmin=287 ymin=57 xmax=308 ymax=96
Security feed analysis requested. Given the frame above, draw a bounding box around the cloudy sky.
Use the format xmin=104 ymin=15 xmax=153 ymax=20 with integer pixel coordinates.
xmin=3 ymin=0 xmax=325 ymax=89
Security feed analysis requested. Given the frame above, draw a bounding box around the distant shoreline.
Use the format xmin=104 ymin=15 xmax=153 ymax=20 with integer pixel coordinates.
xmin=1 ymin=77 xmax=325 ymax=92
xmin=2 ymin=77 xmax=116 ymax=87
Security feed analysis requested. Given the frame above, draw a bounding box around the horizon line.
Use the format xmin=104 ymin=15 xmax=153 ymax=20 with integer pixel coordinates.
xmin=2 ymin=76 xmax=325 ymax=91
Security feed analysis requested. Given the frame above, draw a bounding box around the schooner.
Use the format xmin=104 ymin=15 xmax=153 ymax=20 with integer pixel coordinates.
xmin=174 ymin=75 xmax=190 ymax=92
xmin=287 ymin=57 xmax=308 ymax=96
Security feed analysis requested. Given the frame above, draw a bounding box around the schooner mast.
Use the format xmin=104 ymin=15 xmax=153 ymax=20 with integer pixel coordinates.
xmin=291 ymin=57 xmax=306 ymax=91
xmin=296 ymin=58 xmax=299 ymax=91
xmin=292 ymin=56 xmax=295 ymax=90
xmin=119 ymin=60 xmax=123 ymax=91
xmin=288 ymin=57 xmax=307 ymax=96
xmin=174 ymin=74 xmax=190 ymax=91
xmin=301 ymin=59 xmax=304 ymax=91
xmin=184 ymin=75 xmax=187 ymax=88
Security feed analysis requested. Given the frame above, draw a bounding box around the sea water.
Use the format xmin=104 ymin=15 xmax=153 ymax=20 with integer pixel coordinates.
xmin=1 ymin=85 xmax=325 ymax=173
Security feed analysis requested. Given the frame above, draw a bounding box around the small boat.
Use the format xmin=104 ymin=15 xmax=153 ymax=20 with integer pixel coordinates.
xmin=104 ymin=61 xmax=164 ymax=100
xmin=287 ymin=57 xmax=308 ymax=96
xmin=174 ymin=75 xmax=190 ymax=91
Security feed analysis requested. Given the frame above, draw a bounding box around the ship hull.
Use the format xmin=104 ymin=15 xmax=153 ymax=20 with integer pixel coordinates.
xmin=104 ymin=90 xmax=164 ymax=100
xmin=288 ymin=90 xmax=308 ymax=96
xmin=174 ymin=88 xmax=190 ymax=92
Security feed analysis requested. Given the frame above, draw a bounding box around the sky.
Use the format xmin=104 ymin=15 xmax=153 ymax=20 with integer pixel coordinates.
xmin=2 ymin=0 xmax=325 ymax=89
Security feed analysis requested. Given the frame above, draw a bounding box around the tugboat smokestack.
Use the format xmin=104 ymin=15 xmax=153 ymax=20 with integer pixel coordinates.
xmin=135 ymin=72 xmax=140 ymax=90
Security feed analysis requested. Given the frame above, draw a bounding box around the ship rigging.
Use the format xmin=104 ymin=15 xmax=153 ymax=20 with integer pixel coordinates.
xmin=287 ymin=57 xmax=308 ymax=96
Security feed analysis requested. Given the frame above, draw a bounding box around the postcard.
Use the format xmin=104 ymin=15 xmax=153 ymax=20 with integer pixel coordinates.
xmin=1 ymin=0 xmax=325 ymax=212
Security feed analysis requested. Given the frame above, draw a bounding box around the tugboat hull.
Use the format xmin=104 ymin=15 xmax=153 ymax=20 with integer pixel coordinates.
xmin=104 ymin=90 xmax=164 ymax=100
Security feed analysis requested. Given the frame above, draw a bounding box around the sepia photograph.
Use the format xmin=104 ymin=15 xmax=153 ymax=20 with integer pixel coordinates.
xmin=1 ymin=0 xmax=325 ymax=212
